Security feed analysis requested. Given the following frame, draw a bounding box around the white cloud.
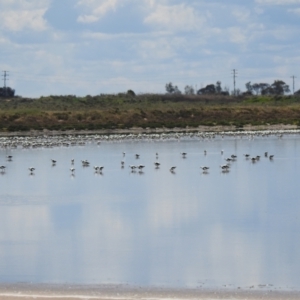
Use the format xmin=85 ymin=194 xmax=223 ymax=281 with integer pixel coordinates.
xmin=0 ymin=0 xmax=49 ymax=31
xmin=255 ymin=0 xmax=300 ymax=4
xmin=144 ymin=3 xmax=205 ymax=32
xmin=288 ymin=7 xmax=300 ymax=14
xmin=232 ymin=7 xmax=251 ymax=22
xmin=138 ymin=38 xmax=178 ymax=60
xmin=77 ymin=0 xmax=123 ymax=23
xmin=0 ymin=9 xmax=48 ymax=31
xmin=1 ymin=0 xmax=299 ymax=96
xmin=228 ymin=27 xmax=247 ymax=44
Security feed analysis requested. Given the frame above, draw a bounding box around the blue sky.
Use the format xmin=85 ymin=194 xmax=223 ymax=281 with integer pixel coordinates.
xmin=0 ymin=0 xmax=299 ymax=97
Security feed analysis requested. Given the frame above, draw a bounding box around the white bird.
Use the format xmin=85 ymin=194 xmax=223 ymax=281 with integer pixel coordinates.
xmin=154 ymin=162 xmax=160 ymax=167
xmin=170 ymin=166 xmax=176 ymax=172
xmin=51 ymin=159 xmax=56 ymax=164
xmin=135 ymin=154 xmax=140 ymax=159
xmin=269 ymin=155 xmax=274 ymax=159
xmin=82 ymin=160 xmax=90 ymax=166
xmin=181 ymin=152 xmax=187 ymax=157
xmin=71 ymin=159 xmax=75 ymax=164
xmin=70 ymin=167 xmax=75 ymax=172
xmin=28 ymin=167 xmax=35 ymax=172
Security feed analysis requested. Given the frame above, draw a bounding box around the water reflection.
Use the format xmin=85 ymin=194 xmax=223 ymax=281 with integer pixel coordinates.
xmin=0 ymin=136 xmax=300 ymax=289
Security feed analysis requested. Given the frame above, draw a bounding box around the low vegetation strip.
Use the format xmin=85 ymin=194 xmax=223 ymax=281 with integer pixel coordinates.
xmin=0 ymin=94 xmax=300 ymax=132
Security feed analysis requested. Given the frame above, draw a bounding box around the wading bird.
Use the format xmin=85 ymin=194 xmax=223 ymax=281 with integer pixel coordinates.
xmin=200 ymin=166 xmax=209 ymax=171
xmin=170 ymin=166 xmax=176 ymax=172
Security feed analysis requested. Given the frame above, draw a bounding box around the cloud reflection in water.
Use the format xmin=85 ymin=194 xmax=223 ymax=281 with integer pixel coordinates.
xmin=0 ymin=137 xmax=300 ymax=289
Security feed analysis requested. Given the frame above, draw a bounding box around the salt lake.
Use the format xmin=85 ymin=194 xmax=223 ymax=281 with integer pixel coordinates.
xmin=0 ymin=131 xmax=300 ymax=291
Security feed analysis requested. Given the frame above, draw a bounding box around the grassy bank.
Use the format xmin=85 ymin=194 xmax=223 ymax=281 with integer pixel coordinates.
xmin=0 ymin=94 xmax=300 ymax=132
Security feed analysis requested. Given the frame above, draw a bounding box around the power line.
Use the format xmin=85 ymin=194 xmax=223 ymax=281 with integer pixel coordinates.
xmin=291 ymin=75 xmax=297 ymax=94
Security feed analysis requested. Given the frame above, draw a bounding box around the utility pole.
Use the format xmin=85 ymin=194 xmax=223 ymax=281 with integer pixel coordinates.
xmin=2 ymin=71 xmax=9 ymax=88
xmin=2 ymin=71 xmax=9 ymax=97
xmin=232 ymin=69 xmax=238 ymax=96
xmin=291 ymin=75 xmax=297 ymax=94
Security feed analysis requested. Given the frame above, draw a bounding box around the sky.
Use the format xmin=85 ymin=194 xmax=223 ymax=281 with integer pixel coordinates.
xmin=0 ymin=0 xmax=300 ymax=97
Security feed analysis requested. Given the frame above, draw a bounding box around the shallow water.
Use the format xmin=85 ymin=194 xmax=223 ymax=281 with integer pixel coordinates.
xmin=0 ymin=134 xmax=300 ymax=291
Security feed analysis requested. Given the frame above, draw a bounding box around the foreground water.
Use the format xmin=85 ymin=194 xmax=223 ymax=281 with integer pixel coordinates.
xmin=0 ymin=133 xmax=300 ymax=291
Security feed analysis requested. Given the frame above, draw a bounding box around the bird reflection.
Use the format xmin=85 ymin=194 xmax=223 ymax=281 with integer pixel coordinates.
xmin=94 ymin=171 xmax=104 ymax=176
xmin=28 ymin=167 xmax=35 ymax=173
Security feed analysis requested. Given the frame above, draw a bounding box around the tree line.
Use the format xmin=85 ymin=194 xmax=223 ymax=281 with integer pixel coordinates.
xmin=0 ymin=87 xmax=15 ymax=98
xmin=166 ymin=80 xmax=300 ymax=96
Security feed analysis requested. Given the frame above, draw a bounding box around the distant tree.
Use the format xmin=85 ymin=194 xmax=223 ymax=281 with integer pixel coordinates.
xmin=184 ymin=85 xmax=195 ymax=95
xmin=261 ymin=80 xmax=290 ymax=95
xmin=231 ymin=88 xmax=242 ymax=96
xmin=251 ymin=83 xmax=270 ymax=95
xmin=245 ymin=82 xmax=253 ymax=95
xmin=165 ymin=82 xmax=175 ymax=93
xmin=223 ymin=85 xmax=230 ymax=95
xmin=236 ymin=89 xmax=241 ymax=96
xmin=215 ymin=81 xmax=222 ymax=94
xmin=295 ymin=89 xmax=300 ymax=95
xmin=242 ymin=90 xmax=253 ymax=96
xmin=127 ymin=89 xmax=136 ymax=96
xmin=251 ymin=83 xmax=259 ymax=95
xmin=173 ymin=86 xmax=181 ymax=94
xmin=197 ymin=84 xmax=216 ymax=95
xmin=0 ymin=87 xmax=15 ymax=98
xmin=165 ymin=82 xmax=181 ymax=94
xmin=220 ymin=91 xmax=230 ymax=96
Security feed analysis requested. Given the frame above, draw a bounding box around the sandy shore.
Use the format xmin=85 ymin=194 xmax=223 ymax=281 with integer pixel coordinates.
xmin=0 ymin=124 xmax=298 ymax=137
xmin=0 ymin=284 xmax=299 ymax=300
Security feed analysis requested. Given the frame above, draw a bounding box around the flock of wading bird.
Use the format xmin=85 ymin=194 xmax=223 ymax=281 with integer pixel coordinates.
xmin=0 ymin=128 xmax=290 ymax=176
xmin=0 ymin=149 xmax=275 ymax=176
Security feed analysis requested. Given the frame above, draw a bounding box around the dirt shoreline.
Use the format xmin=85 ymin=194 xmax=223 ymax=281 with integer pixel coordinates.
xmin=0 ymin=124 xmax=298 ymax=137
xmin=0 ymin=284 xmax=299 ymax=300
